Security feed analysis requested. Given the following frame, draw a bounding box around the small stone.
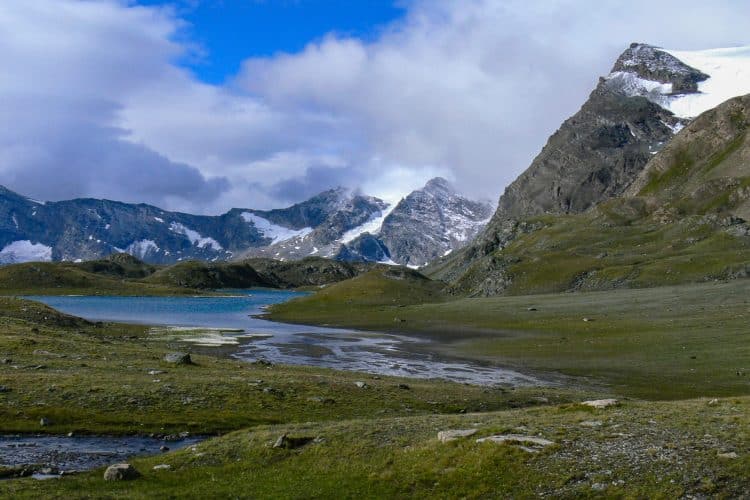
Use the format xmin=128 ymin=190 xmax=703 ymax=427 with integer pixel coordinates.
xmin=103 ymin=463 xmax=140 ymax=481
xmin=580 ymin=420 xmax=603 ymax=428
xmin=718 ymin=452 xmax=738 ymax=459
xmin=160 ymin=445 xmax=169 ymax=452
xmin=355 ymin=381 xmax=368 ymax=389
xmin=438 ymin=429 xmax=478 ymax=443
xmin=708 ymin=398 xmax=719 ymax=406
xmin=0 ymin=358 xmax=11 ymax=364
xmin=164 ymin=352 xmax=192 ymax=365
xmin=307 ymin=396 xmax=335 ymax=404
xmin=0 ymin=385 xmax=11 ymax=393
xmin=398 ymin=383 xmax=411 ymax=390
xmin=148 ymin=370 xmax=165 ymax=375
xmin=582 ymin=317 xmax=593 ymax=322
xmin=67 ymin=431 xmax=74 ymax=437
xmin=153 ymin=464 xmax=171 ymax=471
xmin=39 ymin=417 xmax=50 ymax=427
xmin=273 ymin=434 xmax=314 ymax=449
xmin=591 ymin=483 xmax=607 ymax=491
xmin=581 ymin=399 xmax=618 ymax=409
xmin=527 ymin=307 xmax=537 ymax=311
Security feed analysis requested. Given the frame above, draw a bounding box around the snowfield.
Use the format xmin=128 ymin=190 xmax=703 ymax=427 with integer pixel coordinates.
xmin=169 ymin=222 xmax=223 ymax=251
xmin=0 ymin=240 xmax=53 ymax=264
xmin=241 ymin=213 xmax=313 ymax=244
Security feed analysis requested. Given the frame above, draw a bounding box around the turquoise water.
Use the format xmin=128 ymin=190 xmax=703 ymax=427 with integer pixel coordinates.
xmin=28 ymin=291 xmax=541 ymax=386
xmin=28 ymin=289 xmax=306 ymax=331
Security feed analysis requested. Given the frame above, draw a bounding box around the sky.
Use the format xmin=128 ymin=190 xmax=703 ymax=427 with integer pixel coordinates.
xmin=0 ymin=0 xmax=749 ymax=214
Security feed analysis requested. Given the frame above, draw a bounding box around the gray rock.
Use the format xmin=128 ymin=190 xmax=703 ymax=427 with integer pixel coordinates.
xmin=718 ymin=451 xmax=738 ymax=459
xmin=354 ymin=381 xmax=368 ymax=389
xmin=273 ymin=434 xmax=314 ymax=450
xmin=164 ymin=352 xmax=192 ymax=365
xmin=476 ymin=434 xmax=555 ymax=448
xmin=438 ymin=429 xmax=478 ymax=443
xmin=0 ymin=385 xmax=10 ymax=393
xmin=581 ymin=399 xmax=619 ymax=409
xmin=39 ymin=417 xmax=50 ymax=427
xmin=103 ymin=463 xmax=140 ymax=481
xmin=153 ymin=464 xmax=171 ymax=471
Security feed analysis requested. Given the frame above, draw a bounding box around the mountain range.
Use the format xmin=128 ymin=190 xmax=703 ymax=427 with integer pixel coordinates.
xmin=0 ymin=178 xmax=492 ymax=267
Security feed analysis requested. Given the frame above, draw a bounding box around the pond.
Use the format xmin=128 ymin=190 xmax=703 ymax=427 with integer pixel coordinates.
xmin=28 ymin=290 xmax=541 ymax=387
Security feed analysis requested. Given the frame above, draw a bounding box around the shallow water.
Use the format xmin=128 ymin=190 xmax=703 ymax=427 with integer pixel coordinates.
xmin=29 ymin=291 xmax=541 ymax=386
xmin=0 ymin=435 xmax=202 ymax=477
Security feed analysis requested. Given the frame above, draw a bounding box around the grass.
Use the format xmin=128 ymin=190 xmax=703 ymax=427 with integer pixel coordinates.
xmin=269 ymin=278 xmax=750 ymax=400
xmin=1 ymin=283 xmax=749 ymax=496
xmin=0 ymin=297 xmax=573 ymax=436
xmin=3 ymin=396 xmax=748 ymax=498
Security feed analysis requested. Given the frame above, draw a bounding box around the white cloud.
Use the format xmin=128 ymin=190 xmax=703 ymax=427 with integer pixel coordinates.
xmin=0 ymin=0 xmax=748 ymax=214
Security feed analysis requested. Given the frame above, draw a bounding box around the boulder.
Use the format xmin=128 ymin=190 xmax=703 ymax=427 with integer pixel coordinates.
xmin=476 ymin=434 xmax=554 ymax=453
xmin=103 ymin=463 xmax=141 ymax=481
xmin=164 ymin=352 xmax=192 ymax=365
xmin=273 ymin=434 xmax=314 ymax=450
xmin=581 ymin=399 xmax=618 ymax=409
xmin=437 ymin=429 xmax=478 ymax=443
xmin=355 ymin=381 xmax=368 ymax=389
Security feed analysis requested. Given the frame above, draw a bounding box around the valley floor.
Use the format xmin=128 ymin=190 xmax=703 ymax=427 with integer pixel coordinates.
xmin=0 ymin=278 xmax=749 ymax=497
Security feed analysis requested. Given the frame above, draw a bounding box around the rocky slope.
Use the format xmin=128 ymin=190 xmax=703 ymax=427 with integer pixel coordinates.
xmin=337 ymin=178 xmax=493 ymax=267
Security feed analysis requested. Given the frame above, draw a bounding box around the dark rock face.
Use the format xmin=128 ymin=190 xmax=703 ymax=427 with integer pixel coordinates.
xmin=335 ymin=234 xmax=392 ymax=263
xmin=239 ymin=191 xmax=389 ymax=260
xmin=493 ymin=83 xmax=678 ymax=221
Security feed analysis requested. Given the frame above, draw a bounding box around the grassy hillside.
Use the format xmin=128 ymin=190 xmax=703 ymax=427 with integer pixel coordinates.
xmin=269 ymin=267 xmax=447 ymax=328
xmin=0 ymin=255 xmax=376 ymax=295
xmin=0 ymin=262 xmax=194 ymax=296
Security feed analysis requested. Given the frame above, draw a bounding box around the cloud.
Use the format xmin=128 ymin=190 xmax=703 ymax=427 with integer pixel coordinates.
xmin=0 ymin=0 xmax=230 ymax=210
xmin=1 ymin=0 xmax=749 ymax=214
xmin=234 ymin=0 xmax=750 ymax=201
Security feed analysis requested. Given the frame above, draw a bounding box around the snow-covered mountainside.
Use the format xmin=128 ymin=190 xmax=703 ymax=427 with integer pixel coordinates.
xmin=337 ymin=178 xmax=494 ymax=267
xmin=606 ymin=44 xmax=750 ymax=119
xmin=237 ymin=189 xmax=390 ymax=261
xmin=0 ymin=182 xmax=488 ymax=267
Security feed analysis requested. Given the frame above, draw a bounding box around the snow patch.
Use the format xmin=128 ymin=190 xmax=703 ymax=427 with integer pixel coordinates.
xmin=126 ymin=239 xmax=160 ymax=259
xmin=339 ymin=203 xmax=395 ymax=244
xmin=663 ymin=46 xmax=750 ymax=119
xmin=0 ymin=240 xmax=53 ymax=263
xmin=169 ymin=222 xmax=223 ymax=250
xmin=241 ymin=213 xmax=313 ymax=244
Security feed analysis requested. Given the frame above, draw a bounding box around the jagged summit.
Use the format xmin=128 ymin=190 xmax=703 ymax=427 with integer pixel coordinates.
xmin=338 ymin=177 xmax=493 ymax=267
xmin=606 ymin=44 xmax=750 ymax=119
xmin=610 ymin=43 xmax=709 ymax=94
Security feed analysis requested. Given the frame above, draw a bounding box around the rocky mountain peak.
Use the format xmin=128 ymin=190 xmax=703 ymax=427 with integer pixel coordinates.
xmin=610 ymin=43 xmax=709 ymax=93
xmin=422 ymin=177 xmax=455 ymax=196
